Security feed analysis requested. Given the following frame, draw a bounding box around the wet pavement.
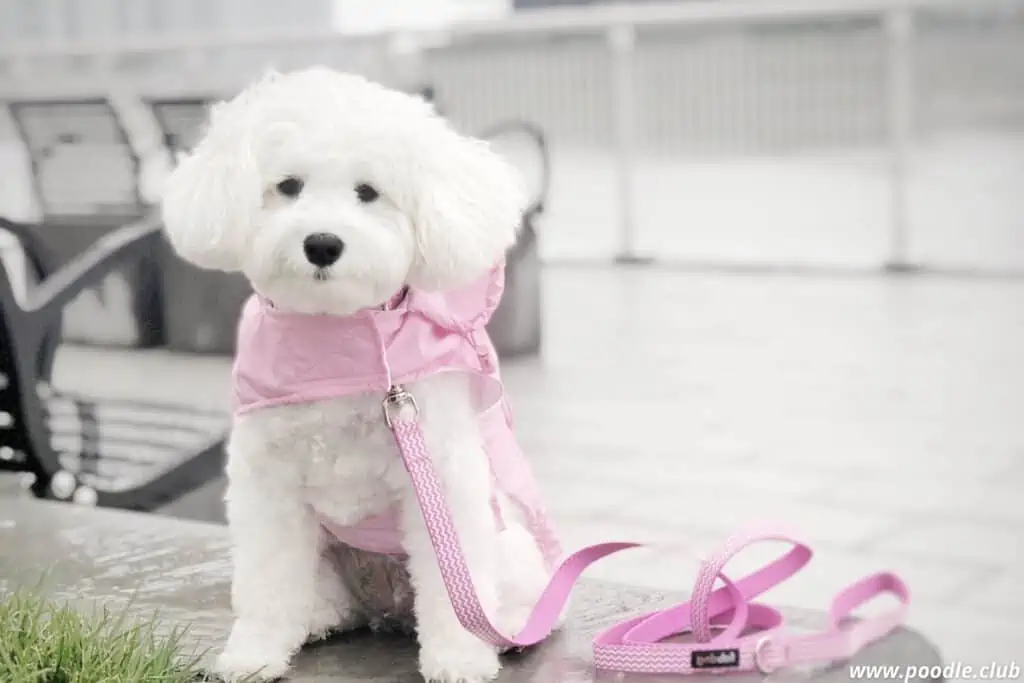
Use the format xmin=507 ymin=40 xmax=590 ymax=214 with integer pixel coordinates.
xmin=0 ymin=497 xmax=941 ymax=681
xmin=34 ymin=265 xmax=1024 ymax=671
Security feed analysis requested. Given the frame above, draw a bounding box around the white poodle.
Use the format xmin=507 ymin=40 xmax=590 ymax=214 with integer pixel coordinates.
xmin=160 ymin=67 xmax=560 ymax=682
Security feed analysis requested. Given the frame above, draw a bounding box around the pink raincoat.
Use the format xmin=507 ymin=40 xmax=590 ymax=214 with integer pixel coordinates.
xmin=232 ymin=264 xmax=561 ymax=566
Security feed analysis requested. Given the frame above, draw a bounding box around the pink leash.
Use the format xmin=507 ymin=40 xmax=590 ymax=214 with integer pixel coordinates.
xmin=383 ymin=387 xmax=910 ymax=675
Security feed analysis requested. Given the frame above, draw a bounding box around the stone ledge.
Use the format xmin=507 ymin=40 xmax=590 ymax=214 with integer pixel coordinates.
xmin=0 ymin=497 xmax=943 ymax=682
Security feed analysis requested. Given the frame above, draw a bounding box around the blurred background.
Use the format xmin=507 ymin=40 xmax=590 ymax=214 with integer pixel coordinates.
xmin=1 ymin=0 xmax=1022 ymax=675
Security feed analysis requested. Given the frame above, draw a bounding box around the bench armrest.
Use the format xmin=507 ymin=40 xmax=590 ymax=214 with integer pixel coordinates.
xmin=0 ymin=219 xmax=42 ymax=321
xmin=22 ymin=214 xmax=164 ymax=319
xmin=0 ymin=217 xmax=46 ymax=256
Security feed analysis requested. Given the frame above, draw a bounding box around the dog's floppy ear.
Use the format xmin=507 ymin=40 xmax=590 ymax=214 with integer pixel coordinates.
xmin=159 ymin=99 xmax=261 ymax=272
xmin=406 ymin=128 xmax=527 ymax=291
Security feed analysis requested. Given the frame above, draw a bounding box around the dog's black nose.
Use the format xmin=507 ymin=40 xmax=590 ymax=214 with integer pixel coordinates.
xmin=303 ymin=233 xmax=344 ymax=267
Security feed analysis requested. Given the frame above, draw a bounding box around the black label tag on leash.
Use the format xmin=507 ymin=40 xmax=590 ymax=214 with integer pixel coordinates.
xmin=691 ymin=649 xmax=741 ymax=669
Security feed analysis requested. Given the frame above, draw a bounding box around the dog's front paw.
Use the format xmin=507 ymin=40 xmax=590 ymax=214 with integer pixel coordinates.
xmin=306 ymin=603 xmax=364 ymax=643
xmin=214 ymin=622 xmax=296 ymax=682
xmin=214 ymin=646 xmax=291 ymax=682
xmin=419 ymin=635 xmax=501 ymax=683
xmin=496 ymin=601 xmax=534 ymax=639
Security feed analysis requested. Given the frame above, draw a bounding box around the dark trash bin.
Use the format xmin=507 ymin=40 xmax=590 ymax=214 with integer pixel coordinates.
xmin=480 ymin=121 xmax=549 ymax=359
xmin=490 ymin=209 xmax=542 ymax=359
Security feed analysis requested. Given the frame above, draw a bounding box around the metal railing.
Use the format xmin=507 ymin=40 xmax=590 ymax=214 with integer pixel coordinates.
xmin=1 ymin=0 xmax=1022 ymax=272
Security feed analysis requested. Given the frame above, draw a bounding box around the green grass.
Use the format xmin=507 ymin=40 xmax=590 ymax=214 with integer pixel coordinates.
xmin=0 ymin=588 xmax=209 ymax=683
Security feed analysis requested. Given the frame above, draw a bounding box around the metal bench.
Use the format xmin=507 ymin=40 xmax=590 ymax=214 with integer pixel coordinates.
xmin=4 ymin=97 xmax=161 ymax=347
xmin=0 ymin=215 xmax=227 ymax=510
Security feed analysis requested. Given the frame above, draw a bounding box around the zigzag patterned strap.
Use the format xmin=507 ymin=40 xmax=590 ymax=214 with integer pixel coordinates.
xmin=385 ymin=388 xmax=910 ymax=675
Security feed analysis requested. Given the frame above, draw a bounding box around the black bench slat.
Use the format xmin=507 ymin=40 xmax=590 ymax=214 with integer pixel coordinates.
xmin=8 ymin=100 xmax=143 ymax=213
xmin=51 ymin=433 xmax=213 ymax=463
xmin=59 ymin=443 xmax=220 ymax=495
xmin=149 ymin=99 xmax=212 ymax=154
xmin=44 ymin=389 xmax=227 ymax=422
xmin=46 ymin=417 xmax=223 ymax=448
xmin=45 ymin=397 xmax=227 ymax=434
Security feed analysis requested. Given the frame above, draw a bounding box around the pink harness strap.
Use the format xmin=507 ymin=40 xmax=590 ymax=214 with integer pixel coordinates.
xmin=385 ymin=387 xmax=911 ymax=675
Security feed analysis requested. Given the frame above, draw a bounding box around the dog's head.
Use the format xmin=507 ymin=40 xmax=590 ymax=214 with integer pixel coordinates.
xmin=160 ymin=67 xmax=525 ymax=314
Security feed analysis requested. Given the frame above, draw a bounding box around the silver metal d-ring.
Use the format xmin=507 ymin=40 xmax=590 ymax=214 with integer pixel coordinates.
xmin=754 ymin=636 xmax=777 ymax=675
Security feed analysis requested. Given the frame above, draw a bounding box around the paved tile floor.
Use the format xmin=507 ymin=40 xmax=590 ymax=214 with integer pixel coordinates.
xmin=52 ymin=266 xmax=1024 ymax=672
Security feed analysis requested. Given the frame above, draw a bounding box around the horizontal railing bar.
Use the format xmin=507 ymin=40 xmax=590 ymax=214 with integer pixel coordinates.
xmin=0 ymin=0 xmax=1006 ymax=59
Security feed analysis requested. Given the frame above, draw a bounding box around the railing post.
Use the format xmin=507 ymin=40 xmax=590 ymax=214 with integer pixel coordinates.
xmin=41 ymin=0 xmax=65 ymax=41
xmin=607 ymin=22 xmax=648 ymax=265
xmin=884 ymin=4 xmax=915 ymax=272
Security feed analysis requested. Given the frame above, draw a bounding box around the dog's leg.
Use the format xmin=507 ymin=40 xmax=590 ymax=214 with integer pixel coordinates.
xmin=214 ymin=468 xmax=323 ymax=682
xmin=496 ymin=518 xmax=553 ymax=635
xmin=307 ymin=534 xmax=366 ymax=642
xmin=400 ymin=482 xmax=502 ymax=683
xmin=396 ymin=382 xmax=502 ymax=683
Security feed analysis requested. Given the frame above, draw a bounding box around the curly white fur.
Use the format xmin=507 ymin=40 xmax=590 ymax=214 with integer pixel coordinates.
xmin=160 ymin=67 xmax=552 ymax=682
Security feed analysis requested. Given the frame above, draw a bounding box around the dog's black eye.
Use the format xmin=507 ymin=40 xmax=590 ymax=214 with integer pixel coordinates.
xmin=276 ymin=176 xmax=304 ymax=198
xmin=355 ymin=183 xmax=379 ymax=203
